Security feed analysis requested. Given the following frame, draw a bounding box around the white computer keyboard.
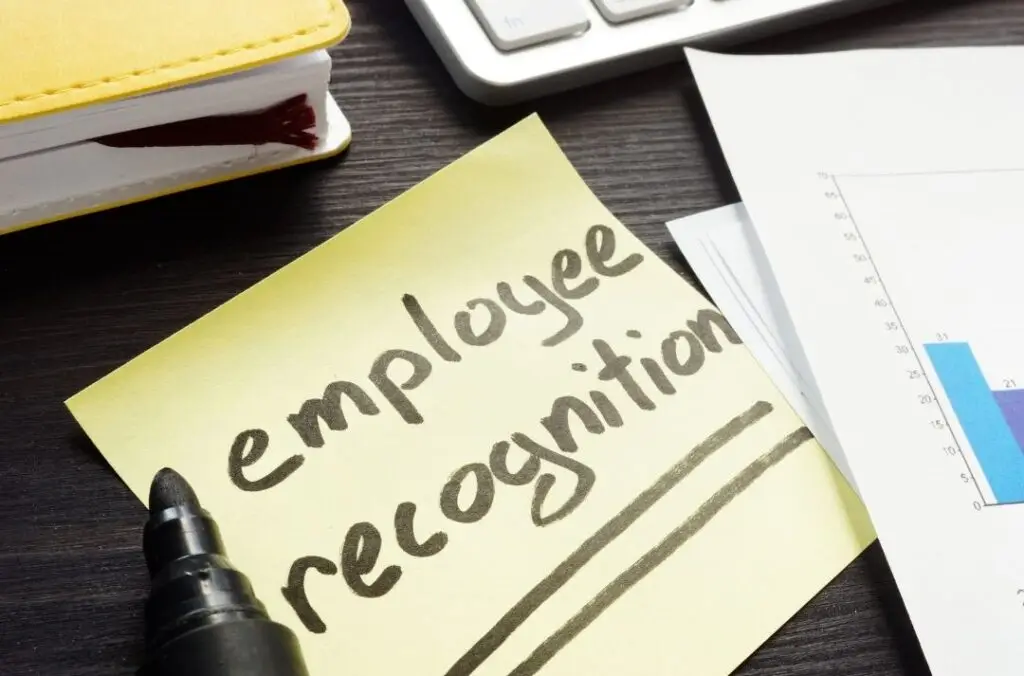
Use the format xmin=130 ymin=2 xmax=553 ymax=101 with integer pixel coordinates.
xmin=405 ymin=0 xmax=898 ymax=104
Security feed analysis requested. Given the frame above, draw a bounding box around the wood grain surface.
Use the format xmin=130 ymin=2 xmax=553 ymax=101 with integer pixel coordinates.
xmin=2 ymin=1 xmax=1023 ymax=674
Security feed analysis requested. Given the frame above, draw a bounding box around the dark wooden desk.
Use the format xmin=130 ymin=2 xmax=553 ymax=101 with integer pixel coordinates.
xmin=2 ymin=1 xmax=1022 ymax=674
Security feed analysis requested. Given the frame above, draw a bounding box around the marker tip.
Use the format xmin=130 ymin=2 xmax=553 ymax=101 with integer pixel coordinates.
xmin=148 ymin=468 xmax=200 ymax=514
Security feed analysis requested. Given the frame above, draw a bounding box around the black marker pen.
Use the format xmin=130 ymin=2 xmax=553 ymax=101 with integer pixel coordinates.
xmin=138 ymin=468 xmax=310 ymax=676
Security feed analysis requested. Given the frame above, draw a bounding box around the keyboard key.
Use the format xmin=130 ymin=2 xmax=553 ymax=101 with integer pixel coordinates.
xmin=465 ymin=0 xmax=590 ymax=52
xmin=591 ymin=0 xmax=691 ymax=24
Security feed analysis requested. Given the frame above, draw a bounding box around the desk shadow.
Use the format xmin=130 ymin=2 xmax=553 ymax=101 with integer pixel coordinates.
xmin=667 ymin=246 xmax=712 ymax=303
xmin=858 ymin=541 xmax=933 ymax=676
xmin=69 ymin=431 xmax=115 ymax=473
xmin=0 ymin=156 xmax=341 ymax=315
xmin=66 ymin=429 xmax=150 ymax=673
xmin=677 ymin=69 xmax=739 ymax=207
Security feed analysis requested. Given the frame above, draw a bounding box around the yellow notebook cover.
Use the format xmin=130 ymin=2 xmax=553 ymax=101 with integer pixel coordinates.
xmin=0 ymin=0 xmax=351 ymax=124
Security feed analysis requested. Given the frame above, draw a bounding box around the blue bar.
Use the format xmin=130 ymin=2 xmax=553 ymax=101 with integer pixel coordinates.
xmin=925 ymin=342 xmax=1024 ymax=503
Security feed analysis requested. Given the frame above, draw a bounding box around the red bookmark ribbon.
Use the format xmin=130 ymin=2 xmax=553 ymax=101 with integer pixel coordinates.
xmin=95 ymin=94 xmax=318 ymax=150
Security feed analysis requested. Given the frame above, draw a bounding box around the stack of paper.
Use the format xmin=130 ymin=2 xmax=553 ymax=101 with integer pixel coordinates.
xmin=666 ymin=204 xmax=856 ymax=491
xmin=670 ymin=47 xmax=1024 ymax=676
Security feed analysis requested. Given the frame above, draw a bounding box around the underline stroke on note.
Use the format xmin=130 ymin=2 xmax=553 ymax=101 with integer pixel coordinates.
xmin=446 ymin=400 xmax=809 ymax=676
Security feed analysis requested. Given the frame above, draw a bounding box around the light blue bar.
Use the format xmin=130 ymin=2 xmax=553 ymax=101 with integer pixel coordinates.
xmin=925 ymin=342 xmax=1024 ymax=504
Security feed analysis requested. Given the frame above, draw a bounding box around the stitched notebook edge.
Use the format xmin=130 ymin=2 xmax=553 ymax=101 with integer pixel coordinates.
xmin=0 ymin=0 xmax=351 ymax=123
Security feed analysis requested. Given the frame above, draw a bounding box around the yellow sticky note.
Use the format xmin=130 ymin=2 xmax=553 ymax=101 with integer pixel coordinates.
xmin=67 ymin=115 xmax=875 ymax=676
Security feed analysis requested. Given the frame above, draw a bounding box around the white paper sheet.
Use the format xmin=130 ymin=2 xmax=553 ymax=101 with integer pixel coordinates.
xmin=686 ymin=46 xmax=1024 ymax=676
xmin=665 ymin=204 xmax=857 ymax=490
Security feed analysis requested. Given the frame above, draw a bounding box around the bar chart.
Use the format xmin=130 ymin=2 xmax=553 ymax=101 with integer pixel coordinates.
xmin=805 ymin=165 xmax=1024 ymax=674
xmin=824 ymin=168 xmax=1024 ymax=512
xmin=924 ymin=342 xmax=1024 ymax=505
